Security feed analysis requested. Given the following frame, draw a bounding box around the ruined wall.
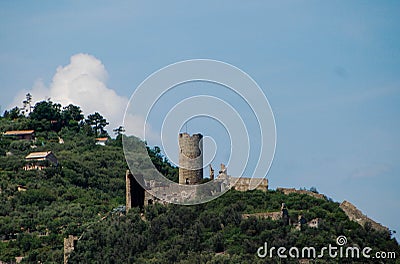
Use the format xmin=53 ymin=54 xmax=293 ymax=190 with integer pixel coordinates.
xmin=126 ymin=170 xmax=146 ymax=211
xmin=277 ymin=188 xmax=326 ymax=200
xmin=126 ymin=170 xmax=132 ymax=210
xmin=178 ymin=133 xmax=203 ymax=185
xmin=242 ymin=212 xmax=281 ymax=220
xmin=63 ymin=235 xmax=77 ymax=264
xmin=214 ymin=164 xmax=268 ymax=192
xmin=231 ymin=177 xmax=268 ymax=192
xmin=209 ymin=165 xmax=214 ymax=180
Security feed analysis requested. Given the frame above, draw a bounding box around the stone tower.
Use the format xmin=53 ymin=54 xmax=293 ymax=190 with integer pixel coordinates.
xmin=178 ymin=133 xmax=203 ymax=185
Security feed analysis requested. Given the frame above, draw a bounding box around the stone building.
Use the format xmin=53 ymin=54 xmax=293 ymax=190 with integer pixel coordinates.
xmin=24 ymin=151 xmax=58 ymax=170
xmin=126 ymin=132 xmax=270 ymax=210
xmin=178 ymin=133 xmax=203 ymax=185
xmin=126 ymin=170 xmax=156 ymax=210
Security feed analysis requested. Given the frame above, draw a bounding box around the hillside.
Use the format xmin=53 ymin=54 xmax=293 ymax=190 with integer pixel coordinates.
xmin=0 ymin=100 xmax=399 ymax=263
xmin=68 ymin=190 xmax=399 ymax=264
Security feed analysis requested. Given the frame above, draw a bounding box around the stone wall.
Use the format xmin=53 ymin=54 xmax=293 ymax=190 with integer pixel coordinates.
xmin=276 ymin=188 xmax=326 ymax=200
xmin=242 ymin=212 xmax=281 ymax=220
xmin=231 ymin=177 xmax=268 ymax=192
xmin=215 ymin=164 xmax=268 ymax=192
xmin=63 ymin=235 xmax=77 ymax=264
xmin=126 ymin=170 xmax=146 ymax=211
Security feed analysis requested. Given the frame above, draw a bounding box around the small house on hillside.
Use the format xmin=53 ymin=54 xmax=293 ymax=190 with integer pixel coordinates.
xmin=24 ymin=151 xmax=58 ymax=171
xmin=95 ymin=137 xmax=108 ymax=146
xmin=308 ymin=218 xmax=322 ymax=228
xmin=17 ymin=185 xmax=28 ymax=192
xmin=3 ymin=130 xmax=35 ymax=140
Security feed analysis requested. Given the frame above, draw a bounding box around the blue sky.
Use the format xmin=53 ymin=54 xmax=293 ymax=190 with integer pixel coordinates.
xmin=1 ymin=1 xmax=399 ymax=240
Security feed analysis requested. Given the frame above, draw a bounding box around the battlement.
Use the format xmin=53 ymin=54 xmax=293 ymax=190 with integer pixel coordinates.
xmin=214 ymin=164 xmax=268 ymax=192
xmin=179 ymin=132 xmax=203 ymax=140
xmin=230 ymin=177 xmax=268 ymax=192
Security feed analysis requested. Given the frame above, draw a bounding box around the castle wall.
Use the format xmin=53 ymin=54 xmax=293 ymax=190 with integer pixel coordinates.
xmin=242 ymin=212 xmax=281 ymax=220
xmin=126 ymin=170 xmax=146 ymax=211
xmin=277 ymin=188 xmax=326 ymax=200
xmin=230 ymin=177 xmax=268 ymax=192
xmin=178 ymin=133 xmax=203 ymax=185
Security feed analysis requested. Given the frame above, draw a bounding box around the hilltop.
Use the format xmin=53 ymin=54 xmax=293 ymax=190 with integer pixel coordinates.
xmin=68 ymin=190 xmax=399 ymax=264
xmin=0 ymin=99 xmax=398 ymax=263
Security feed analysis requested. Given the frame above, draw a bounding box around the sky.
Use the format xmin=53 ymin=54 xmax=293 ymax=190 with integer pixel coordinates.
xmin=0 ymin=1 xmax=399 ymax=240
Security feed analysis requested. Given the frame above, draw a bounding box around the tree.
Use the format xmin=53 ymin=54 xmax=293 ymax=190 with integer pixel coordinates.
xmin=30 ymin=100 xmax=61 ymax=122
xmin=113 ymin=126 xmax=125 ymax=136
xmin=85 ymin=112 xmax=109 ymax=137
xmin=113 ymin=126 xmax=125 ymax=147
xmin=3 ymin=106 xmax=23 ymax=119
xmin=61 ymin=104 xmax=84 ymax=130
xmin=62 ymin=104 xmax=84 ymax=122
xmin=30 ymin=100 xmax=62 ymax=131
xmin=21 ymin=93 xmax=33 ymax=115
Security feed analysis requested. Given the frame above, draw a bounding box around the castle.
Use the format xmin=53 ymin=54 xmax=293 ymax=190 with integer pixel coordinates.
xmin=64 ymin=133 xmax=390 ymax=262
xmin=126 ymin=132 xmax=269 ymax=210
xmin=178 ymin=133 xmax=203 ymax=185
xmin=125 ymin=133 xmax=388 ymax=234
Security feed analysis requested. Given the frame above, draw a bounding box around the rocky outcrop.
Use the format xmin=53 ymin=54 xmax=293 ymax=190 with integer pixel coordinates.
xmin=340 ymin=200 xmax=389 ymax=233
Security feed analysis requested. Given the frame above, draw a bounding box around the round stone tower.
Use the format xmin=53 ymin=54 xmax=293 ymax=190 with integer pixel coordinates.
xmin=178 ymin=133 xmax=203 ymax=185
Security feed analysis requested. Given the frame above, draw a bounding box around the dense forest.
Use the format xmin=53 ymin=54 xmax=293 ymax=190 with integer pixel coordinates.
xmin=0 ymin=97 xmax=398 ymax=263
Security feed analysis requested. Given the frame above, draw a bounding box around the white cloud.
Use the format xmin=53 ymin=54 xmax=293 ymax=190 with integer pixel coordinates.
xmin=9 ymin=53 xmax=159 ymax=141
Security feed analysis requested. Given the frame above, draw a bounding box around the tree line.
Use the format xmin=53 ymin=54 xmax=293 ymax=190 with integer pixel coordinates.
xmin=3 ymin=93 xmax=110 ymax=137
